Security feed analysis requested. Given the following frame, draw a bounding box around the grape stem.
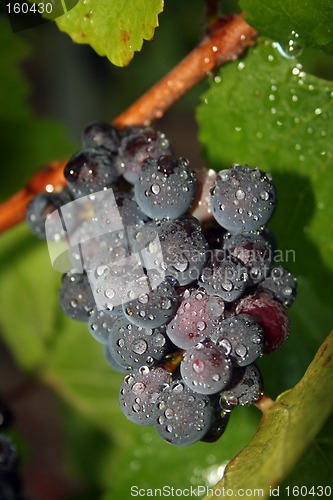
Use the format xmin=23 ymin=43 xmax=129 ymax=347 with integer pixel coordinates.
xmin=255 ymin=393 xmax=275 ymax=413
xmin=0 ymin=14 xmax=257 ymax=234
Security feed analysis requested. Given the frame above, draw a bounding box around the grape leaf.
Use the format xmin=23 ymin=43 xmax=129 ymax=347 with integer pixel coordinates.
xmin=197 ymin=39 xmax=333 ymax=395
xmin=240 ymin=0 xmax=333 ymax=54
xmin=279 ymin=414 xmax=333 ymax=495
xmin=197 ymin=38 xmax=333 ymax=273
xmin=52 ymin=0 xmax=164 ymax=66
xmin=0 ymin=226 xmax=60 ymax=370
xmin=203 ymin=331 xmax=333 ymax=499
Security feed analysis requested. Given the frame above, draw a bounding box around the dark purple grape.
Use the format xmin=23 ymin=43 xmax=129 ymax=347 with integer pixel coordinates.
xmin=122 ymin=275 xmax=178 ymax=328
xmin=219 ymin=364 xmax=264 ymax=410
xmin=69 ymin=220 xmax=130 ymax=273
xmin=180 ymin=342 xmax=232 ymax=395
xmin=223 ymin=231 xmax=273 ymax=285
xmin=108 ymin=317 xmax=169 ymax=370
xmin=87 ymin=307 xmax=121 ymax=344
xmin=119 ymin=366 xmax=172 ymax=425
xmin=67 ymin=188 xmax=153 ymax=276
xmin=156 ymin=215 xmax=208 ymax=285
xmin=115 ymin=191 xmax=150 ymax=227
xmin=235 ymin=292 xmax=290 ymax=354
xmin=211 ymin=314 xmax=264 ymax=367
xmin=201 ymin=400 xmax=230 ymax=443
xmin=56 ymin=188 xmax=124 ymax=271
xmin=82 ymin=122 xmax=121 ymax=153
xmin=85 ymin=241 xmax=146 ymax=314
xmin=210 ymin=165 xmax=277 ymax=232
xmin=155 ymin=379 xmax=213 ymax=446
xmin=64 ymin=148 xmax=119 ymax=198
xmin=134 ymin=156 xmax=197 ymax=220
xmin=166 ymin=287 xmax=224 ymax=349
xmin=103 ymin=345 xmax=129 ymax=374
xmin=116 ymin=126 xmax=173 ymax=184
xmin=26 ymin=189 xmax=73 ymax=240
xmin=258 ymin=266 xmax=297 ymax=307
xmin=59 ymin=271 xmax=95 ymax=321
xmin=199 ymin=250 xmax=248 ymax=302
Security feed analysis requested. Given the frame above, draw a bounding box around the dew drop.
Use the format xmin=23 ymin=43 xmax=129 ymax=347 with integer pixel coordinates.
xmin=165 ymin=408 xmax=174 ymax=419
xmin=235 ymin=189 xmax=245 ymax=200
xmin=235 ymin=344 xmax=248 ymax=358
xmin=222 ymin=280 xmax=233 ymax=292
xmin=196 ymin=320 xmax=206 ymax=332
xmin=220 ymin=338 xmax=232 ymax=355
xmin=173 ymin=383 xmax=184 ymax=393
xmin=105 ymin=288 xmax=115 ymax=299
xmin=219 ymin=170 xmax=229 ymax=182
xmin=131 ymin=339 xmax=148 ymax=355
xmin=132 ymin=403 xmax=141 ymax=413
xmin=260 ymin=190 xmax=270 ymax=201
xmin=138 ymin=293 xmax=149 ymax=304
xmin=161 ymin=298 xmax=172 ymax=310
xmin=193 ymin=359 xmax=205 ymax=374
xmin=96 ymin=265 xmax=109 ymax=276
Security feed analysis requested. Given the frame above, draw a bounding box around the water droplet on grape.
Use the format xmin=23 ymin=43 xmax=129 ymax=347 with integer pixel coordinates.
xmin=193 ymin=359 xmax=205 ymax=373
xmin=151 ymin=183 xmax=160 ymax=194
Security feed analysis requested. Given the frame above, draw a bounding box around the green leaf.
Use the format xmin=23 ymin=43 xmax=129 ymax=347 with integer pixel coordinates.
xmin=0 ymin=225 xmax=60 ymax=370
xmin=240 ymin=0 xmax=333 ymax=54
xmin=197 ymin=39 xmax=333 ymax=275
xmin=53 ymin=0 xmax=164 ymax=66
xmin=203 ymin=331 xmax=333 ymax=499
xmin=279 ymin=414 xmax=333 ymax=495
xmin=197 ymin=39 xmax=333 ymax=396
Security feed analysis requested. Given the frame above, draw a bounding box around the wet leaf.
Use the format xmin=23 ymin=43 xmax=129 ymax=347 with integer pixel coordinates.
xmin=203 ymin=331 xmax=333 ymax=499
xmin=197 ymin=39 xmax=333 ymax=395
xmin=53 ymin=0 xmax=164 ymax=66
xmin=240 ymin=0 xmax=333 ymax=54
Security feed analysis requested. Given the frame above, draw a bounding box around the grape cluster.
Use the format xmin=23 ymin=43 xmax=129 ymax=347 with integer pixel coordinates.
xmin=26 ymin=123 xmax=297 ymax=446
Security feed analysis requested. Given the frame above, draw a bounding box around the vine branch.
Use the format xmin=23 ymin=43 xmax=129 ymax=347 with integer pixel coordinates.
xmin=114 ymin=14 xmax=257 ymax=126
xmin=0 ymin=14 xmax=257 ymax=234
